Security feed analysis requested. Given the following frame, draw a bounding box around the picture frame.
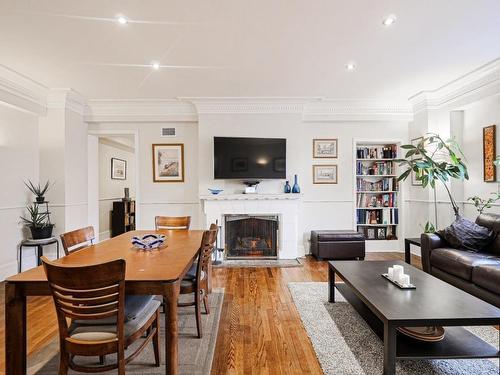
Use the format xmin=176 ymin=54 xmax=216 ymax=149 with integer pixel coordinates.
xmin=111 ymin=158 xmax=126 ymax=180
xmin=366 ymin=228 xmax=376 ymax=240
xmin=483 ymin=125 xmax=496 ymax=182
xmin=313 ymin=139 xmax=338 ymax=158
xmin=377 ymin=227 xmax=387 ymax=240
xmin=313 ymin=165 xmax=338 ymax=184
xmin=152 ymin=144 xmax=185 ymax=183
xmin=411 ymin=137 xmax=423 ymax=186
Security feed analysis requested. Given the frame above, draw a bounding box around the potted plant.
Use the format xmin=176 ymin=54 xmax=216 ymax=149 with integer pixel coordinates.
xmin=24 ymin=180 xmax=51 ymax=203
xmin=20 ymin=204 xmax=54 ymax=239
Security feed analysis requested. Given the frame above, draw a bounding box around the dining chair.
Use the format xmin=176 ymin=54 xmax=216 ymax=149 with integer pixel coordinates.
xmin=155 ymin=216 xmax=191 ymax=230
xmin=179 ymin=225 xmax=218 ymax=338
xmin=60 ymin=226 xmax=95 ymax=255
xmin=41 ymin=256 xmax=161 ymax=375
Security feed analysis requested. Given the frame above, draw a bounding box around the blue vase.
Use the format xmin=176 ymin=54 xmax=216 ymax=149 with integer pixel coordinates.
xmin=291 ymin=174 xmax=300 ymax=193
xmin=284 ymin=180 xmax=291 ymax=193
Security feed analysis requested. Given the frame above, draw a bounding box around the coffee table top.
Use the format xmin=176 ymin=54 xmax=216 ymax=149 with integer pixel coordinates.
xmin=330 ymin=260 xmax=500 ymax=325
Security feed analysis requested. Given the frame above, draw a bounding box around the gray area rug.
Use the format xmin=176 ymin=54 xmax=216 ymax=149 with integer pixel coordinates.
xmin=29 ymin=289 xmax=224 ymax=374
xmin=289 ymin=282 xmax=500 ymax=375
xmin=214 ymin=258 xmax=303 ymax=268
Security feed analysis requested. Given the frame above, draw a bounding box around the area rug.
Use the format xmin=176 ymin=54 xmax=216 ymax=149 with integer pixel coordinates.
xmin=289 ymin=282 xmax=499 ymax=375
xmin=29 ymin=289 xmax=224 ymax=375
xmin=213 ymin=258 xmax=303 ymax=268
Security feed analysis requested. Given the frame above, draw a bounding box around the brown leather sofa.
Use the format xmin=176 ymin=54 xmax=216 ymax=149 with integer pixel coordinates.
xmin=421 ymin=213 xmax=500 ymax=308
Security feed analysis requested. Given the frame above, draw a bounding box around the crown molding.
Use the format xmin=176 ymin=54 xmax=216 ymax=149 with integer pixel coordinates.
xmin=409 ymin=57 xmax=500 ymax=114
xmin=0 ymin=65 xmax=48 ymax=115
xmin=84 ymin=99 xmax=197 ymax=123
xmin=47 ymin=88 xmax=87 ymax=115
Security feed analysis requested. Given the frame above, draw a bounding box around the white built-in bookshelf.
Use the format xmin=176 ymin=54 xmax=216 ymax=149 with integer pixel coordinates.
xmin=355 ymin=142 xmax=400 ymax=243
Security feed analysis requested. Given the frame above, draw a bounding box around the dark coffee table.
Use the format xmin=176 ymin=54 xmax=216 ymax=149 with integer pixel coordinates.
xmin=328 ymin=260 xmax=500 ymax=375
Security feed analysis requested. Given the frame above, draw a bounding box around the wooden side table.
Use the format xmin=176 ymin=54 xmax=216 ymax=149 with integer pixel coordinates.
xmin=18 ymin=237 xmax=60 ymax=273
xmin=404 ymin=237 xmax=421 ymax=264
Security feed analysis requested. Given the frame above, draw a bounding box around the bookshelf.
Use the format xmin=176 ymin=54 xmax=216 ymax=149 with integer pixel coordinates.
xmin=355 ymin=142 xmax=400 ymax=244
xmin=111 ymin=200 xmax=136 ymax=237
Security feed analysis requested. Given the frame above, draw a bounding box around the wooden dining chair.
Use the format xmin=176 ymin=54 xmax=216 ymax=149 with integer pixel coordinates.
xmin=179 ymin=225 xmax=218 ymax=338
xmin=155 ymin=216 xmax=191 ymax=230
xmin=60 ymin=226 xmax=95 ymax=255
xmin=41 ymin=256 xmax=161 ymax=375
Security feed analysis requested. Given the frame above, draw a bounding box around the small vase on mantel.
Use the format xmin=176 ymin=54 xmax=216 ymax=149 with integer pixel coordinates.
xmin=291 ymin=174 xmax=300 ymax=193
xmin=284 ymin=181 xmax=291 ymax=193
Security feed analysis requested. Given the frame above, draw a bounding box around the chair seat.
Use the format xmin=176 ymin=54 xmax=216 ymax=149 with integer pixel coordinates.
xmin=183 ymin=263 xmax=205 ymax=281
xmin=472 ymin=264 xmax=500 ymax=294
xmin=431 ymin=248 xmax=499 ymax=280
xmin=69 ymin=299 xmax=161 ymax=341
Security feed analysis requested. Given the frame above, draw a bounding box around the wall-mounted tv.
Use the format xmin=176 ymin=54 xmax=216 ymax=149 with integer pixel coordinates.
xmin=214 ymin=137 xmax=286 ymax=180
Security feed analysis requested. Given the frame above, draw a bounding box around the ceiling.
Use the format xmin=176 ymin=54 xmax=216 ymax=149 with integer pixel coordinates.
xmin=1 ymin=0 xmax=499 ymax=101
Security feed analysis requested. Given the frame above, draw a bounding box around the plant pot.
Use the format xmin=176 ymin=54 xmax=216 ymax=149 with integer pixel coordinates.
xmin=35 ymin=196 xmax=45 ymax=203
xmin=30 ymin=224 xmax=54 ymax=239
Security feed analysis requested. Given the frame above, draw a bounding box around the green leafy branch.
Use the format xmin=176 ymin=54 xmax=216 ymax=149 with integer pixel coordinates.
xmin=467 ymin=193 xmax=500 ymax=215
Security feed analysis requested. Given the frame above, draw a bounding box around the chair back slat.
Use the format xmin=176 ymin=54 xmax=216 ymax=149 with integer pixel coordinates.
xmin=196 ymin=225 xmax=218 ymax=281
xmin=155 ymin=216 xmax=191 ymax=230
xmin=60 ymin=226 xmax=95 ymax=255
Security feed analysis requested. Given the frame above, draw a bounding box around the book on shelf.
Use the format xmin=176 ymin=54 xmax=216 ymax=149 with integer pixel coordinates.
xmin=356 ymin=208 xmax=399 ymax=225
xmin=357 ymin=192 xmax=397 ymax=208
xmin=356 ymin=161 xmax=394 ymax=175
xmin=356 ymin=177 xmax=395 ymax=192
xmin=356 ymin=145 xmax=397 ymax=159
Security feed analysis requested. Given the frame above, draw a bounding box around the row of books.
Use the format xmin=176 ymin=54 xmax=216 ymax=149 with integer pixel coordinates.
xmin=356 ymin=145 xmax=397 ymax=159
xmin=356 ymin=208 xmax=399 ymax=225
xmin=356 ymin=178 xmax=396 ymax=192
xmin=356 ymin=161 xmax=395 ymax=176
xmin=356 ymin=193 xmax=397 ymax=208
xmin=357 ymin=225 xmax=398 ymax=240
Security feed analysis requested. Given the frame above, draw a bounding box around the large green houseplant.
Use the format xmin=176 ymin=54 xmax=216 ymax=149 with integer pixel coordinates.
xmin=397 ymin=133 xmax=468 ymax=225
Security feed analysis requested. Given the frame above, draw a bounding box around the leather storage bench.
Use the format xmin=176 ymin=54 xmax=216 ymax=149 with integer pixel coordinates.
xmin=310 ymin=230 xmax=365 ymax=260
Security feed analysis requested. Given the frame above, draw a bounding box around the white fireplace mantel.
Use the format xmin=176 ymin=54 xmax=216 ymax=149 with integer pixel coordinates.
xmin=200 ymin=194 xmax=302 ymax=259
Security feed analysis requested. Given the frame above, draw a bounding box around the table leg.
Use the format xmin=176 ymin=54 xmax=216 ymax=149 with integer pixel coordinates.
xmin=404 ymin=240 xmax=411 ymax=264
xmin=5 ymin=282 xmax=27 ymax=374
xmin=328 ymin=264 xmax=335 ymax=303
xmin=163 ymin=280 xmax=180 ymax=375
xmin=37 ymin=245 xmax=43 ymax=266
xmin=383 ymin=323 xmax=396 ymax=375
xmin=56 ymin=240 xmax=60 ymax=259
xmin=18 ymin=245 xmax=23 ymax=273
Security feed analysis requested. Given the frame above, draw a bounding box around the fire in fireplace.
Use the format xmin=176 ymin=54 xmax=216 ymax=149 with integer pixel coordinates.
xmin=224 ymin=215 xmax=279 ymax=258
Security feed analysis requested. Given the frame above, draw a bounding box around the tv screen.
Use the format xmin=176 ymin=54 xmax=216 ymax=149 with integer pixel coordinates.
xmin=214 ymin=137 xmax=286 ymax=179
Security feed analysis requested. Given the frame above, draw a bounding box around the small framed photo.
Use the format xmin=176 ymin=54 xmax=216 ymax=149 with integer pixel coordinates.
xmin=411 ymin=137 xmax=423 ymax=186
xmin=313 ymin=165 xmax=338 ymax=184
xmin=313 ymin=139 xmax=338 ymax=158
xmin=366 ymin=228 xmax=376 ymax=240
xmin=111 ymin=158 xmax=126 ymax=180
xmin=377 ymin=227 xmax=387 ymax=240
xmin=152 ymin=144 xmax=185 ymax=183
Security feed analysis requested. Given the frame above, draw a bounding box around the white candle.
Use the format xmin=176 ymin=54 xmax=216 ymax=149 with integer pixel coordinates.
xmin=393 ymin=266 xmax=403 ymax=283
xmin=388 ymin=267 xmax=394 ymax=280
xmin=400 ymin=274 xmax=410 ymax=286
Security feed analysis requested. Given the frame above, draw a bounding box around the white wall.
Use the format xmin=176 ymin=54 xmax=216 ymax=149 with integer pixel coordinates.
xmin=0 ymin=103 xmax=40 ymax=278
xmin=98 ymin=139 xmax=136 ymax=240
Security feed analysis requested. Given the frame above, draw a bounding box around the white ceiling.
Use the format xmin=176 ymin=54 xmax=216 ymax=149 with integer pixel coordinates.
xmin=1 ymin=0 xmax=499 ymax=101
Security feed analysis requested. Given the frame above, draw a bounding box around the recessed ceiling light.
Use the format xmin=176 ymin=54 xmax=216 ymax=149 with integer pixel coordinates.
xmin=116 ymin=15 xmax=128 ymax=25
xmin=382 ymin=14 xmax=397 ymax=26
xmin=345 ymin=63 xmax=356 ymax=71
xmin=151 ymin=61 xmax=161 ymax=70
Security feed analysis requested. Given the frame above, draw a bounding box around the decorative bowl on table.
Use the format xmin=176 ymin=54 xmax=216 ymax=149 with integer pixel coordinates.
xmin=208 ymin=188 xmax=223 ymax=195
xmin=131 ymin=234 xmax=166 ymax=250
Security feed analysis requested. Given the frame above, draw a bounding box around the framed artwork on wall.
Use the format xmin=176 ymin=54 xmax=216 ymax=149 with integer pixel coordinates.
xmin=313 ymin=139 xmax=338 ymax=158
xmin=411 ymin=137 xmax=423 ymax=186
xmin=313 ymin=165 xmax=338 ymax=184
xmin=152 ymin=143 xmax=185 ymax=183
xmin=111 ymin=158 xmax=126 ymax=180
xmin=483 ymin=125 xmax=496 ymax=182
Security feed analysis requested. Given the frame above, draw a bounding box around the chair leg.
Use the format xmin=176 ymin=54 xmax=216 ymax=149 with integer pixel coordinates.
xmin=58 ymin=353 xmax=69 ymax=375
xmin=195 ymin=290 xmax=202 ymax=338
xmin=203 ymin=293 xmax=210 ymax=315
xmin=153 ymin=309 xmax=161 ymax=366
xmin=118 ymin=345 xmax=126 ymax=375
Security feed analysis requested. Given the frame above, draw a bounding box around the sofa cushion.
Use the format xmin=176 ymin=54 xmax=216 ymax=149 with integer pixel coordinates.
xmin=476 ymin=214 xmax=500 ymax=255
xmin=430 ymin=248 xmax=499 ymax=280
xmin=472 ymin=264 xmax=500 ymax=294
xmin=311 ymin=230 xmax=365 ymax=242
xmin=437 ymin=216 xmax=494 ymax=251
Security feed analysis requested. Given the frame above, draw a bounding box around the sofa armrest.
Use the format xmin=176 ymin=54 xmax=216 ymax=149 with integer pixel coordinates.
xmin=420 ymin=233 xmax=445 ymax=274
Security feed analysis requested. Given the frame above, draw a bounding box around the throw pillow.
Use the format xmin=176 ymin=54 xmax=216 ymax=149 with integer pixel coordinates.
xmin=437 ymin=216 xmax=495 ymax=251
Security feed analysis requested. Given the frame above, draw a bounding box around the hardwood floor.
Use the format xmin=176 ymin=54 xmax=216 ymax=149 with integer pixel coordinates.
xmin=0 ymin=252 xmax=418 ymax=374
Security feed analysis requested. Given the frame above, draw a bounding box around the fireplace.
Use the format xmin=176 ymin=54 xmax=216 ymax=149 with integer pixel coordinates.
xmin=224 ymin=214 xmax=279 ymax=258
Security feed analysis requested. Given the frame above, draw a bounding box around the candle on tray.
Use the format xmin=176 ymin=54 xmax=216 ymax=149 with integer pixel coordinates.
xmin=388 ymin=267 xmax=394 ymax=280
xmin=400 ymin=274 xmax=410 ymax=286
xmin=392 ymin=265 xmax=403 ymax=282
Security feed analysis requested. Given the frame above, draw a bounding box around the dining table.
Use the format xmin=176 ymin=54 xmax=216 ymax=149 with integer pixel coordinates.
xmin=4 ymin=229 xmax=204 ymax=375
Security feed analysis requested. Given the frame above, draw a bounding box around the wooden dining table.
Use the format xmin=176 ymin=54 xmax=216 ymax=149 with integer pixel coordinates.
xmin=4 ymin=229 xmax=204 ymax=375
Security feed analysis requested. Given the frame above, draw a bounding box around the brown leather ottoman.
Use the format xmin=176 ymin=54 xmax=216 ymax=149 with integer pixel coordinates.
xmin=310 ymin=230 xmax=365 ymax=260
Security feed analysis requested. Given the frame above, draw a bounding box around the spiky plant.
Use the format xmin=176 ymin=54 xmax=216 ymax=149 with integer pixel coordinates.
xmin=24 ymin=180 xmax=51 ymax=200
xmin=20 ymin=204 xmax=50 ymax=228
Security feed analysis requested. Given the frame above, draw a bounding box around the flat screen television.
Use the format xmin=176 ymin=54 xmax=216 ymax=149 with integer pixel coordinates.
xmin=214 ymin=137 xmax=286 ymax=179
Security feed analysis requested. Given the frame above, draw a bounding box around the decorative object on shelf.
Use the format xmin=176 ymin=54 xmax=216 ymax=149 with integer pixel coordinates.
xmin=243 ymin=180 xmax=259 ymax=194
xmin=152 ymin=143 xmax=185 ymax=182
xmin=284 ymin=180 xmax=291 ymax=193
xmin=24 ymin=180 xmax=51 ymax=203
xmin=377 ymin=227 xmax=386 ymax=240
xmin=131 ymin=234 xmax=165 ymax=250
xmin=20 ymin=204 xmax=54 ymax=239
xmin=483 ymin=125 xmax=496 ymax=182
xmin=410 ymin=137 xmax=423 ymax=186
xmin=313 ymin=139 xmax=338 ymax=158
xmin=208 ymin=188 xmax=224 ymax=195
xmin=397 ymin=326 xmax=445 ymax=342
xmin=292 ymin=174 xmax=301 ymax=192
xmin=313 ymin=165 xmax=337 ymax=184
xmin=122 ymin=187 xmax=131 ymax=201
xmin=467 ymin=193 xmax=500 ymax=214
xmin=111 ymin=157 xmax=127 ymax=180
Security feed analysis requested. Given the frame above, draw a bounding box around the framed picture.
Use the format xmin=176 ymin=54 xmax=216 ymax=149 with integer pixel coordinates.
xmin=111 ymin=158 xmax=126 ymax=180
xmin=313 ymin=139 xmax=338 ymax=158
xmin=366 ymin=228 xmax=376 ymax=240
xmin=377 ymin=227 xmax=387 ymax=240
xmin=152 ymin=144 xmax=185 ymax=183
xmin=313 ymin=165 xmax=338 ymax=184
xmin=411 ymin=137 xmax=423 ymax=186
xmin=483 ymin=125 xmax=496 ymax=182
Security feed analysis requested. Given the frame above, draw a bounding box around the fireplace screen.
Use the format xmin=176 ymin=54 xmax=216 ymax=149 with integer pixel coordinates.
xmin=224 ymin=215 xmax=279 ymax=258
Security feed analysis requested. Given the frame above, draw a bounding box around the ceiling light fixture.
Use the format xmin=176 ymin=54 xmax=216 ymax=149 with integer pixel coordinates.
xmin=116 ymin=15 xmax=128 ymax=24
xmin=345 ymin=63 xmax=356 ymax=71
xmin=382 ymin=14 xmax=397 ymax=26
xmin=151 ymin=61 xmax=161 ymax=70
